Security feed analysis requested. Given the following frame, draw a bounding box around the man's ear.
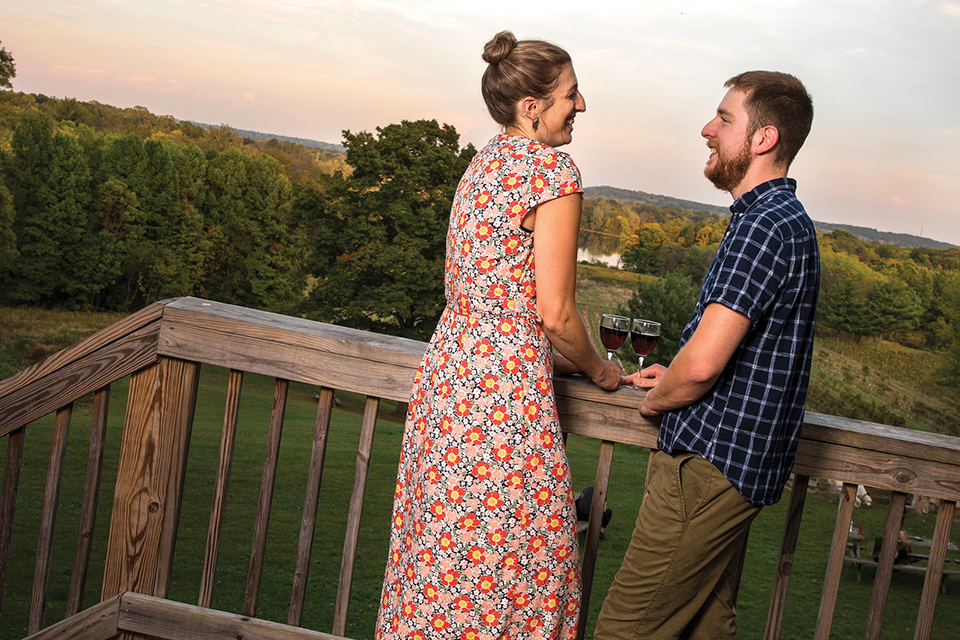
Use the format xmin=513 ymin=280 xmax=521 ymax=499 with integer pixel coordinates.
xmin=753 ymin=125 xmax=779 ymax=156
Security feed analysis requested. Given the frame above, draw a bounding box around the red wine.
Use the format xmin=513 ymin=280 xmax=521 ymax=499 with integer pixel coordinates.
xmin=631 ymin=331 xmax=659 ymax=356
xmin=600 ymin=326 xmax=628 ymax=351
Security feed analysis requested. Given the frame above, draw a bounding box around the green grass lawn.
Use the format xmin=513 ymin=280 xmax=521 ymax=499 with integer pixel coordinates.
xmin=3 ymin=364 xmax=959 ymax=640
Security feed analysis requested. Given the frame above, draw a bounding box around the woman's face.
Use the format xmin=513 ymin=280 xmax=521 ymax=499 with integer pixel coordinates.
xmin=536 ymin=65 xmax=586 ymax=148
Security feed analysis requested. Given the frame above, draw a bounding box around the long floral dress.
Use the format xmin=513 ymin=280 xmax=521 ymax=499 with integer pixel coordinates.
xmin=375 ymin=134 xmax=583 ymax=640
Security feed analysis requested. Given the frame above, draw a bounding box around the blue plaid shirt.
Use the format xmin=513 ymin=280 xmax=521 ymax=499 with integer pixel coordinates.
xmin=658 ymin=178 xmax=820 ymax=506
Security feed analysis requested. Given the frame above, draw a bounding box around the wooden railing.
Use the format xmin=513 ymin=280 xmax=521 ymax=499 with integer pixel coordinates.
xmin=1 ymin=297 xmax=958 ymax=640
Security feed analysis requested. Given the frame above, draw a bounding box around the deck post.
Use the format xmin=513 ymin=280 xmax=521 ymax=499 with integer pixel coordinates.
xmin=101 ymin=356 xmax=200 ymax=600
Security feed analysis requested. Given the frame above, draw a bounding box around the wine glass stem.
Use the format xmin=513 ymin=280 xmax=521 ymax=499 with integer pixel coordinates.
xmin=607 ymin=350 xmax=614 ymax=360
xmin=637 ymin=356 xmax=644 ymax=370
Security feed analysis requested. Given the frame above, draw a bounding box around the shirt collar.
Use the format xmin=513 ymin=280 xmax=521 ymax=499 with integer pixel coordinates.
xmin=729 ymin=177 xmax=797 ymax=217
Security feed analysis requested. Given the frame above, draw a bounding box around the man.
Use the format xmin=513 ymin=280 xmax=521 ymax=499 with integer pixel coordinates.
xmin=595 ymin=71 xmax=819 ymax=639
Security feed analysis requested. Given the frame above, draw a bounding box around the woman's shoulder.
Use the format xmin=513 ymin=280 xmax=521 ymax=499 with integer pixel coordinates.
xmin=487 ymin=134 xmax=578 ymax=174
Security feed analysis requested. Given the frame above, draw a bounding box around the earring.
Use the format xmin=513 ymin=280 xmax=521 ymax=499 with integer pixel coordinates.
xmin=532 ymin=117 xmax=539 ymax=132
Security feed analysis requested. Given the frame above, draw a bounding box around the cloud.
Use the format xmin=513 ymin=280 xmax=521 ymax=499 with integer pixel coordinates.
xmin=239 ymin=92 xmax=256 ymax=102
xmin=890 ymin=196 xmax=912 ymax=206
xmin=939 ymin=1 xmax=960 ymax=19
xmin=51 ymin=64 xmax=109 ymax=80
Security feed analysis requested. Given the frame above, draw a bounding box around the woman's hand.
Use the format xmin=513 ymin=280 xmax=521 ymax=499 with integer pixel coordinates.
xmin=589 ymin=359 xmax=623 ymax=390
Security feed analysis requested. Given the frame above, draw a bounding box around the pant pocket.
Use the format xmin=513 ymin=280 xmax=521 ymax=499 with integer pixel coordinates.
xmin=675 ymin=452 xmax=712 ymax=522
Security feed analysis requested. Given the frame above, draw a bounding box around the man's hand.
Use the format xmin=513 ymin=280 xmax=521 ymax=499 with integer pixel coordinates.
xmin=623 ymin=364 xmax=667 ymax=389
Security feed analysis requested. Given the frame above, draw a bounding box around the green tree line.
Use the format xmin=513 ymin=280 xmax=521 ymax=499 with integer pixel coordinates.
xmin=1 ymin=89 xmax=473 ymax=340
xmin=582 ymin=196 xmax=960 ymax=362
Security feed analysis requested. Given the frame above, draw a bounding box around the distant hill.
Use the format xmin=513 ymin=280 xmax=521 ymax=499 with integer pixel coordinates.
xmin=586 ymin=185 xmax=957 ymax=250
xmin=585 ymin=185 xmax=730 ymax=217
xmin=811 ymin=221 xmax=956 ymax=250
xmin=186 ymin=121 xmax=346 ymax=153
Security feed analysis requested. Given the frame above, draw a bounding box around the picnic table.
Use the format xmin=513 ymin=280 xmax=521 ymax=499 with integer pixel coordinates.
xmin=846 ymin=527 xmax=960 ymax=589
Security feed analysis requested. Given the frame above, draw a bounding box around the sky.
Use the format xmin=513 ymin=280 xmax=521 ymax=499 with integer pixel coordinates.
xmin=4 ymin=0 xmax=960 ymax=246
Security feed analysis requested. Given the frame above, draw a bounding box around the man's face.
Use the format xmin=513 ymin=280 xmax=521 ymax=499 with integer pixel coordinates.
xmin=701 ymin=88 xmax=753 ymax=194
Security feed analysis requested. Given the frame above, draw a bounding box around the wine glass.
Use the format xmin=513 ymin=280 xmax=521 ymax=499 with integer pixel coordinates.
xmin=599 ymin=314 xmax=630 ymax=360
xmin=630 ymin=319 xmax=661 ymax=370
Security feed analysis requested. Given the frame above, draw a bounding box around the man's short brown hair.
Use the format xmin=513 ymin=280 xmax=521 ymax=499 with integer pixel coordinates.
xmin=725 ymin=71 xmax=813 ymax=168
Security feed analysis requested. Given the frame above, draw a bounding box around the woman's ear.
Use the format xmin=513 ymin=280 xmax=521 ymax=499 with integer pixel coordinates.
xmin=519 ymin=96 xmax=539 ymax=122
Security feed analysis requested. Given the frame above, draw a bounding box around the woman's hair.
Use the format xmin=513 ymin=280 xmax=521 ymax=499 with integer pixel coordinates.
xmin=481 ymin=31 xmax=572 ymax=127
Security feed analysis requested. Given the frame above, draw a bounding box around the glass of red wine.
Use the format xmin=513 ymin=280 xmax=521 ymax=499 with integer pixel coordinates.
xmin=599 ymin=314 xmax=630 ymax=360
xmin=630 ymin=319 xmax=661 ymax=370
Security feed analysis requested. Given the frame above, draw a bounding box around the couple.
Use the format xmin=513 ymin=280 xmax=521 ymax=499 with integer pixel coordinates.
xmin=376 ymin=30 xmax=819 ymax=640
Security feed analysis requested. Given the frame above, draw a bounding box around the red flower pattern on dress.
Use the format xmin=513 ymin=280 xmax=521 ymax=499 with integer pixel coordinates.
xmin=376 ymin=134 xmax=583 ymax=639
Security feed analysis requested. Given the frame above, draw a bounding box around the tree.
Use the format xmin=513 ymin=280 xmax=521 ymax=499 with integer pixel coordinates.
xmin=200 ymin=147 xmax=304 ymax=312
xmin=866 ymin=277 xmax=922 ymax=341
xmin=622 ymin=222 xmax=666 ymax=274
xmin=0 ymin=41 xmax=15 ymax=90
xmin=626 ymin=272 xmax=698 ymax=366
xmin=96 ymin=135 xmax=207 ymax=308
xmin=1 ymin=112 xmax=93 ymax=306
xmin=817 ymin=251 xmax=877 ymax=341
xmin=0 ymin=184 xmax=17 ymax=270
xmin=303 ymin=119 xmax=475 ymax=339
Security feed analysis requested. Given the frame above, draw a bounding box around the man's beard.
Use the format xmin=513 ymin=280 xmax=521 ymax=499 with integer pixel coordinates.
xmin=705 ymin=140 xmax=752 ymax=193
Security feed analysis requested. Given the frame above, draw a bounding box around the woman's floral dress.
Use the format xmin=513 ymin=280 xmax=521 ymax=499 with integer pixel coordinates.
xmin=375 ymin=134 xmax=583 ymax=640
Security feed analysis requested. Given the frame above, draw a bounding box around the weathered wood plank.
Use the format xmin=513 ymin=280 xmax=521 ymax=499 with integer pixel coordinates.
xmin=154 ymin=360 xmax=201 ymax=598
xmin=577 ymin=440 xmax=615 ymax=640
xmin=30 ymin=405 xmax=72 ymax=634
xmin=159 ymin=321 xmax=420 ymax=403
xmin=803 ymin=412 xmax=960 ymax=467
xmin=764 ymin=473 xmax=809 ymax=640
xmin=0 ymin=300 xmax=166 ymax=398
xmin=22 ymin=595 xmax=120 ymax=640
xmin=162 ymin=297 xmax=426 ymax=369
xmin=914 ymin=500 xmax=957 ymax=640
xmin=793 ymin=440 xmax=960 ymax=502
xmin=199 ymin=369 xmax=243 ymax=609
xmin=332 ymin=396 xmax=379 ymax=636
xmin=0 ymin=323 xmax=161 ymax=438
xmin=0 ymin=426 xmax=26 ymax=618
xmin=101 ymin=358 xmax=200 ymax=600
xmin=865 ymin=491 xmax=908 ymax=640
xmin=67 ymin=387 xmax=111 ymax=617
xmin=119 ymin=592 xmax=346 ymax=640
xmin=289 ymin=387 xmax=335 ymax=626
xmin=556 ymin=390 xmax=658 ymax=448
xmin=814 ymin=482 xmax=857 ymax=640
xmin=245 ymin=378 xmax=289 ymax=617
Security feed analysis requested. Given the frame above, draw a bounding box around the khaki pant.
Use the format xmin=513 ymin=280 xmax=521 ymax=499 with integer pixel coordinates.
xmin=594 ymin=451 xmax=762 ymax=640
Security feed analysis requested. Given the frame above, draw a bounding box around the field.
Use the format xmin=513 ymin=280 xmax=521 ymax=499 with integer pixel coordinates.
xmin=2 ymin=281 xmax=960 ymax=639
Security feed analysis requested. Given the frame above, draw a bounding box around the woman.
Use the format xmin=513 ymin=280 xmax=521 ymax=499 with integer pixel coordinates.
xmin=376 ymin=31 xmax=622 ymax=639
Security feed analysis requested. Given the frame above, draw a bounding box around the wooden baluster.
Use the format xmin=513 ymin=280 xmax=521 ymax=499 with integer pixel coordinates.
xmin=198 ymin=369 xmax=243 ymax=608
xmin=765 ymin=473 xmax=810 ymax=639
xmin=66 ymin=386 xmax=111 ymax=617
xmin=914 ymin=499 xmax=957 ymax=640
xmin=102 ymin=357 xmax=200 ymax=602
xmin=864 ymin=490 xmax=908 ymax=640
xmin=288 ymin=387 xmax=335 ymax=626
xmin=576 ymin=440 xmax=615 ymax=640
xmin=29 ymin=404 xmax=72 ymax=634
xmin=0 ymin=426 xmax=27 ymax=619
xmin=814 ymin=481 xmax=857 ymax=640
xmin=243 ymin=378 xmax=289 ymax=617
xmin=333 ymin=396 xmax=380 ymax=637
